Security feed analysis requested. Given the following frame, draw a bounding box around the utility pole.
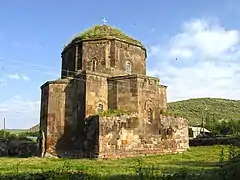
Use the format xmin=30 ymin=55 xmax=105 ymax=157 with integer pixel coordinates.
xmin=3 ymin=117 xmax=6 ymax=138
xmin=201 ymin=111 xmax=204 ymax=138
xmin=201 ymin=107 xmax=208 ymax=138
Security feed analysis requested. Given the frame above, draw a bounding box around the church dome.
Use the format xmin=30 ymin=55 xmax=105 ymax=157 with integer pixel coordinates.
xmin=63 ymin=24 xmax=144 ymax=50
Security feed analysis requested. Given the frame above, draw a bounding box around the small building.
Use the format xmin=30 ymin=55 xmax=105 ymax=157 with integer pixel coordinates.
xmin=189 ymin=126 xmax=211 ymax=139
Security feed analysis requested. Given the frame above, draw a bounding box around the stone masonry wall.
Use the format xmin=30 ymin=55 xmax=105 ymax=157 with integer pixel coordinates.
xmin=40 ymin=74 xmax=169 ymax=158
xmin=63 ymin=39 xmax=147 ymax=77
xmin=98 ymin=114 xmax=189 ymax=158
xmin=56 ymin=113 xmax=188 ymax=159
xmin=40 ymin=80 xmax=69 ymax=156
xmin=114 ymin=40 xmax=146 ymax=75
xmin=61 ymin=45 xmax=76 ymax=78
xmin=159 ymin=85 xmax=167 ymax=112
xmin=82 ymin=40 xmax=107 ymax=73
xmin=40 ymin=78 xmax=87 ymax=156
xmin=137 ymin=76 xmax=161 ymax=122
xmin=40 ymin=84 xmax=49 ymax=134
xmin=107 ymin=74 xmax=166 ymax=120
xmin=108 ymin=75 xmax=139 ymax=113
xmin=85 ymin=72 xmax=109 ymax=116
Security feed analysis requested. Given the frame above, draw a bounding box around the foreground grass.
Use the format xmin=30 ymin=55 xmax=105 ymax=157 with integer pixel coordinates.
xmin=0 ymin=146 xmax=228 ymax=176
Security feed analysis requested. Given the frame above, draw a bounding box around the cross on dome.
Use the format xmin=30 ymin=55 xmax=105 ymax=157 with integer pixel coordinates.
xmin=102 ymin=18 xmax=107 ymax=25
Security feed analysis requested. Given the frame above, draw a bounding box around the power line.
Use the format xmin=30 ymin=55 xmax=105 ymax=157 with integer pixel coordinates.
xmin=1 ymin=63 xmax=59 ymax=77
xmin=0 ymin=58 xmax=167 ymax=94
xmin=0 ymin=59 xmax=168 ymax=126
xmin=1 ymin=57 xmax=159 ymax=80
xmin=0 ymin=58 xmax=56 ymax=70
xmin=1 ymin=57 xmax=162 ymax=79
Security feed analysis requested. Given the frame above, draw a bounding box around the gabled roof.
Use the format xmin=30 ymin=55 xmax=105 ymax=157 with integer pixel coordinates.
xmin=189 ymin=126 xmax=210 ymax=132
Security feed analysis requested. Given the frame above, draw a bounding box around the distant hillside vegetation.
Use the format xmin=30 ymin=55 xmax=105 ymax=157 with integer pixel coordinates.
xmin=167 ymin=98 xmax=240 ymax=125
xmin=5 ymin=129 xmax=28 ymax=135
xmin=28 ymin=98 xmax=240 ymax=131
xmin=29 ymin=124 xmax=39 ymax=132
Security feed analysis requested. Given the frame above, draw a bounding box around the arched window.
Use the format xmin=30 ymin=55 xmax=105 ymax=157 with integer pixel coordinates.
xmin=92 ymin=60 xmax=97 ymax=71
xmin=148 ymin=108 xmax=153 ymax=123
xmin=97 ymin=103 xmax=103 ymax=113
xmin=125 ymin=61 xmax=132 ymax=74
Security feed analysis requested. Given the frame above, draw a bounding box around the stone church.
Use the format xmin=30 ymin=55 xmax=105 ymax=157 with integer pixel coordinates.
xmin=39 ymin=24 xmax=188 ymax=158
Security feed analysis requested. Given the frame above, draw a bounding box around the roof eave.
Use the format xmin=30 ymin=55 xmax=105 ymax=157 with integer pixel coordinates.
xmin=62 ymin=37 xmax=146 ymax=54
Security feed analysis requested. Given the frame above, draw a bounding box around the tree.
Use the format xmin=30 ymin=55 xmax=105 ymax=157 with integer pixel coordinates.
xmin=0 ymin=130 xmax=16 ymax=139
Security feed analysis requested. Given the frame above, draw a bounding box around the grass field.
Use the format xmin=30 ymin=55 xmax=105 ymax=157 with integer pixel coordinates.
xmin=0 ymin=146 xmax=229 ymax=177
xmin=5 ymin=129 xmax=28 ymax=135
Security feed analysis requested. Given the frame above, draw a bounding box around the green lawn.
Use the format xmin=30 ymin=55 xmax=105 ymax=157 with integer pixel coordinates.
xmin=0 ymin=146 xmax=229 ymax=177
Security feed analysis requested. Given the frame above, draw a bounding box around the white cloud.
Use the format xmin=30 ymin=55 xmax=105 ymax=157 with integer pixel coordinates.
xmin=6 ymin=73 xmax=30 ymax=81
xmin=0 ymin=97 xmax=40 ymax=129
xmin=21 ymin=74 xmax=30 ymax=81
xmin=0 ymin=108 xmax=8 ymax=112
xmin=147 ymin=18 xmax=240 ymax=102
xmin=7 ymin=73 xmax=20 ymax=80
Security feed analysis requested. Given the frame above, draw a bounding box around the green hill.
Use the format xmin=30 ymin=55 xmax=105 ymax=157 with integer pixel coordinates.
xmin=167 ymin=97 xmax=240 ymax=125
xmin=25 ymin=98 xmax=240 ymax=131
xmin=29 ymin=124 xmax=39 ymax=132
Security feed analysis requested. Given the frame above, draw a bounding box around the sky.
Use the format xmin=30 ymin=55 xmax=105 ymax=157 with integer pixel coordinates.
xmin=0 ymin=0 xmax=240 ymax=129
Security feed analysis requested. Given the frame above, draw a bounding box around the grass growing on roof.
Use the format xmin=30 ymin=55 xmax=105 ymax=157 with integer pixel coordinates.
xmin=63 ymin=24 xmax=143 ymax=49
xmin=98 ymin=109 xmax=132 ymax=117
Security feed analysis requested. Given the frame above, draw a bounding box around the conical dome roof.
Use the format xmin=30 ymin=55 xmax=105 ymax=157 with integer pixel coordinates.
xmin=63 ymin=24 xmax=144 ymax=49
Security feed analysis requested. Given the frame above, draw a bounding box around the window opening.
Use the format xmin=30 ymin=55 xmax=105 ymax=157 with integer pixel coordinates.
xmin=97 ymin=103 xmax=103 ymax=113
xmin=125 ymin=61 xmax=132 ymax=74
xmin=92 ymin=60 xmax=97 ymax=71
xmin=148 ymin=108 xmax=153 ymax=123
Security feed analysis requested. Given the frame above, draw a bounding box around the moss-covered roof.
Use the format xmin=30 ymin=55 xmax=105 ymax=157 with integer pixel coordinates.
xmin=63 ymin=24 xmax=144 ymax=50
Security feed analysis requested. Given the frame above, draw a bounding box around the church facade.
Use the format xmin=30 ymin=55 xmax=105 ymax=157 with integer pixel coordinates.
xmin=59 ymin=25 xmax=167 ymax=120
xmin=39 ymin=25 xmax=181 ymax=157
